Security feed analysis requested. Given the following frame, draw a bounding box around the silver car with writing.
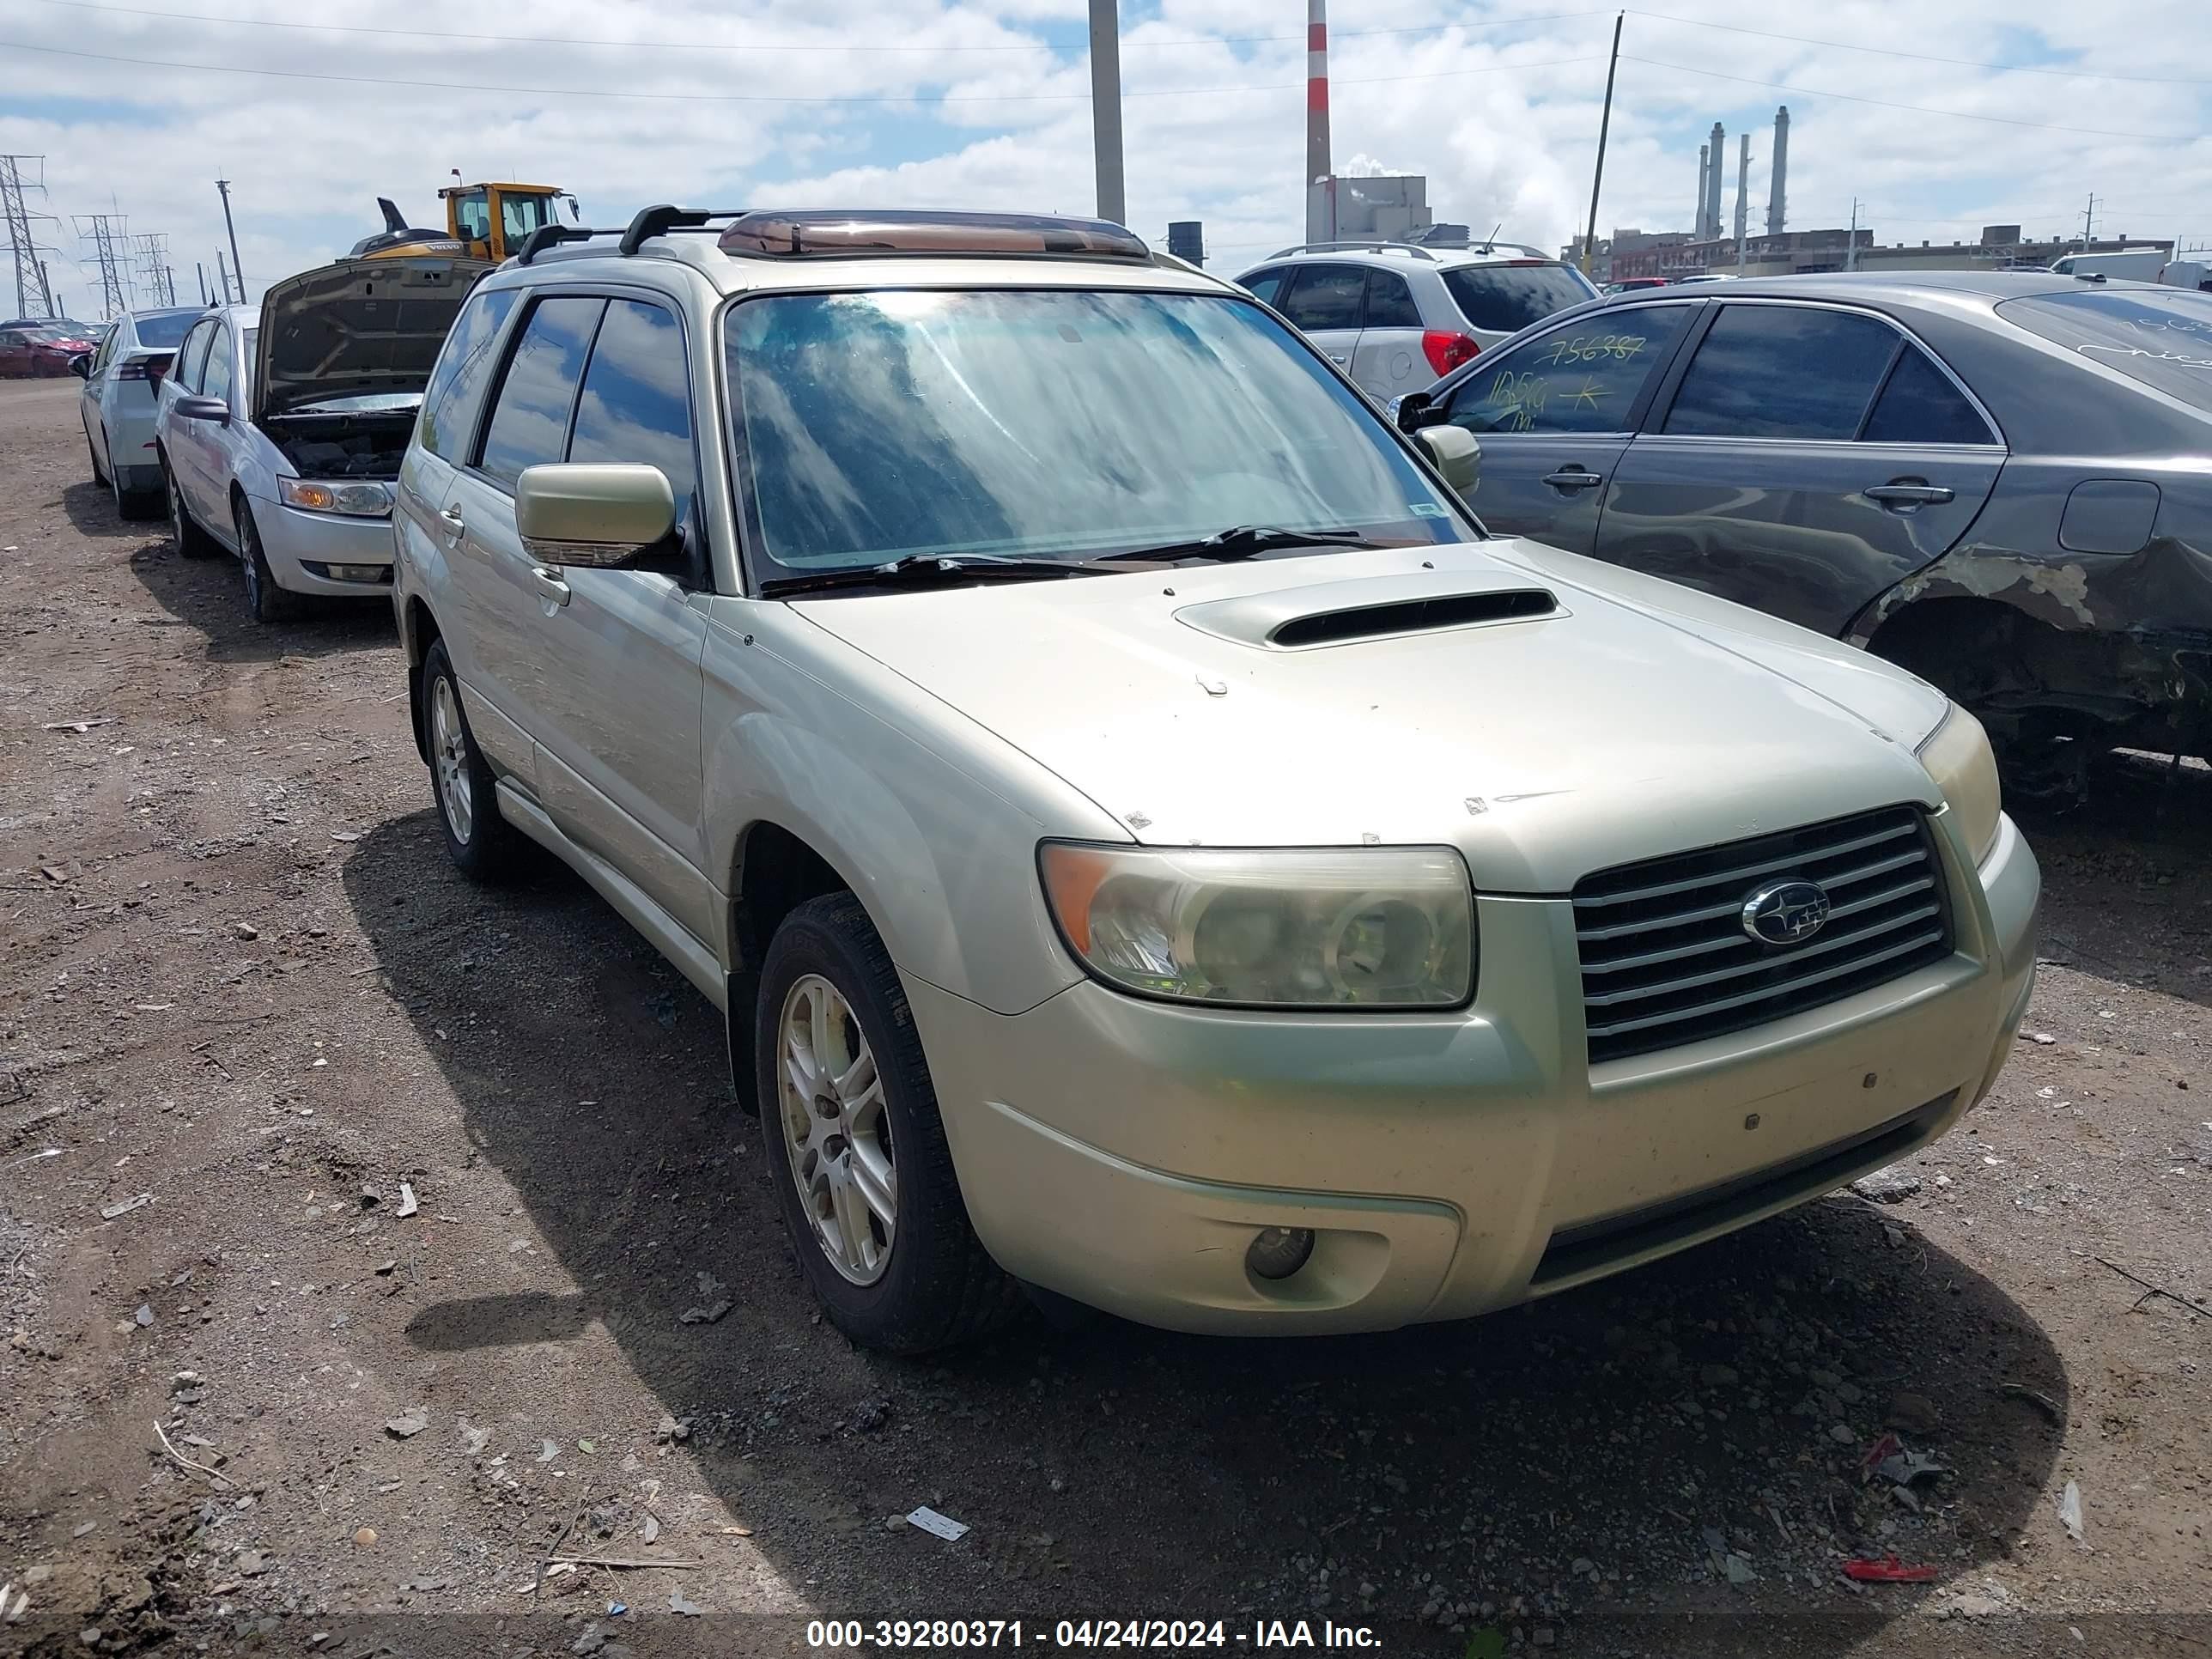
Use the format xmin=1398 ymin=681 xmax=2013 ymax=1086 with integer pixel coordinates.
xmin=389 ymin=206 xmax=2039 ymax=1352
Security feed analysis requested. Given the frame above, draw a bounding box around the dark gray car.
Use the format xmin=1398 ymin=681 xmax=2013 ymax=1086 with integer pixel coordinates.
xmin=1394 ymin=271 xmax=2212 ymax=788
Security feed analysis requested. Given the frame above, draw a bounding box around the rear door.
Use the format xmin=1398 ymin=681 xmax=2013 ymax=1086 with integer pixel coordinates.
xmin=1349 ymin=265 xmax=1430 ymax=400
xmin=1425 ymin=301 xmax=1701 ymax=550
xmin=1597 ymin=301 xmax=2004 ymax=634
xmin=1276 ymin=263 xmax=1368 ymax=374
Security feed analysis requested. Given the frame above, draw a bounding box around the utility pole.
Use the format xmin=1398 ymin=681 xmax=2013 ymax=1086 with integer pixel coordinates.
xmin=1847 ymin=198 xmax=1859 ymax=272
xmin=197 ymin=261 xmax=208 ymax=305
xmin=76 ymin=214 xmax=131 ymax=318
xmin=216 ymin=249 xmax=232 ymax=305
xmin=1578 ymin=12 xmax=1624 ymax=281
xmin=37 ymin=259 xmax=55 ymax=314
xmin=1086 ymin=0 xmax=1125 ymax=226
xmin=216 ymin=178 xmax=246 ymax=300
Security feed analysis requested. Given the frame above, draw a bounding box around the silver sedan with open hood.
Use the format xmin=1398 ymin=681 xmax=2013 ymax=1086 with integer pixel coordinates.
xmin=386 ymin=207 xmax=2040 ymax=1352
xmin=155 ymin=254 xmax=489 ymax=623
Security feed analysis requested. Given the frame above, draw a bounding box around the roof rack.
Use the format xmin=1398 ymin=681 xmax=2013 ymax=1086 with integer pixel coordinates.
xmin=1267 ymin=240 xmax=1438 ymax=261
xmin=512 ymin=206 xmax=750 ymax=266
xmin=718 ymin=210 xmax=1152 ymax=262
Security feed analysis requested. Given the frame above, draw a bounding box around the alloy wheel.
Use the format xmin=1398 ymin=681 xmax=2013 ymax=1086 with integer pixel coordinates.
xmin=776 ymin=973 xmax=896 ymax=1285
xmin=428 ymin=676 xmax=474 ymax=845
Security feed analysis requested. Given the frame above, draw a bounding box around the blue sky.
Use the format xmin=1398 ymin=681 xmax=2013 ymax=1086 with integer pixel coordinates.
xmin=3 ymin=0 xmax=2207 ymax=319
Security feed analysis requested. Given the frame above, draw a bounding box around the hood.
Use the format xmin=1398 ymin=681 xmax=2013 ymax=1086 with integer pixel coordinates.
xmin=254 ymin=255 xmax=490 ymax=422
xmin=791 ymin=540 xmax=1954 ymax=894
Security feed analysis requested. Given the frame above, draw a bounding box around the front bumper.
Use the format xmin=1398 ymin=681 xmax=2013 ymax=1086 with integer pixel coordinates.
xmin=911 ymin=811 xmax=2039 ymax=1335
xmin=255 ymin=498 xmax=398 ymax=598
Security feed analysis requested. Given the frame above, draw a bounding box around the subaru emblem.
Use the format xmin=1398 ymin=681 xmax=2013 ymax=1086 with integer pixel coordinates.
xmin=1741 ymin=879 xmax=1830 ymax=946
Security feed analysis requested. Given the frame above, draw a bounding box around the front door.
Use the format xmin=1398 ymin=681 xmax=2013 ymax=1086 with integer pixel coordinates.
xmin=1598 ymin=301 xmax=2005 ymax=634
xmin=1276 ymin=263 xmax=1368 ymax=375
xmin=1426 ymin=301 xmax=1701 ymax=549
xmin=525 ymin=296 xmax=714 ymax=945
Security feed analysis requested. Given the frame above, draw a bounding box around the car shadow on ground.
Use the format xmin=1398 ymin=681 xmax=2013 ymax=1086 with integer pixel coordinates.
xmin=2010 ymin=748 xmax=2212 ymax=1016
xmin=118 ymin=500 xmax=394 ymax=665
xmin=59 ymin=478 xmax=167 ymax=544
xmin=341 ymin=813 xmax=2067 ymax=1653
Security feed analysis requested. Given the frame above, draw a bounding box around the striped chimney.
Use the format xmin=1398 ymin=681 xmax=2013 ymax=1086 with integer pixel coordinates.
xmin=1305 ymin=0 xmax=1333 ymax=242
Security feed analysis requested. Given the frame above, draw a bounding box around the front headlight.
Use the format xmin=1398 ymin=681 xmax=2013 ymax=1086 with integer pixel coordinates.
xmin=1917 ymin=702 xmax=2002 ymax=865
xmin=1037 ymin=842 xmax=1475 ymax=1009
xmin=280 ymin=477 xmax=394 ymax=518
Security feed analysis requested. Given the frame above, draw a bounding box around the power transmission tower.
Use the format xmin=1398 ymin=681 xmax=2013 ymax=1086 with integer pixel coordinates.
xmin=131 ymin=232 xmax=175 ymax=307
xmin=76 ymin=214 xmax=131 ymax=318
xmin=2 ymin=154 xmax=63 ymax=317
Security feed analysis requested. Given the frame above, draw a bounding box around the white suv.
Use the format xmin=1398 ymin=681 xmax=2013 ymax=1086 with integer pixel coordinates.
xmin=390 ymin=206 xmax=2035 ymax=1352
xmin=1237 ymin=240 xmax=1598 ymax=401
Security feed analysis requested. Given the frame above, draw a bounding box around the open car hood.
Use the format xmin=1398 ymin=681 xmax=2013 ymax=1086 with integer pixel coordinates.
xmin=254 ymin=255 xmax=490 ymax=422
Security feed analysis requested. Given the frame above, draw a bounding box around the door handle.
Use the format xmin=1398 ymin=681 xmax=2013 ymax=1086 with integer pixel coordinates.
xmin=1327 ymin=353 xmax=1351 ymax=364
xmin=1864 ymin=482 xmax=1955 ymax=510
xmin=530 ymin=565 xmax=571 ymax=607
xmin=1542 ymin=468 xmax=1605 ymax=494
xmin=438 ymin=502 xmax=466 ymax=545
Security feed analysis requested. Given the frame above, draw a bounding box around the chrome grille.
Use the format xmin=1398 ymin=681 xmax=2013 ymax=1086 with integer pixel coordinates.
xmin=1573 ymin=805 xmax=1953 ymax=1064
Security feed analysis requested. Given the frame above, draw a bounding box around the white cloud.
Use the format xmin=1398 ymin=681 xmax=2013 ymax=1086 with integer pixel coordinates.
xmin=3 ymin=0 xmax=2207 ymax=318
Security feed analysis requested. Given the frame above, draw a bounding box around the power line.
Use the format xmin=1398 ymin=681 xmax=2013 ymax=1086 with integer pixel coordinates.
xmin=1617 ymin=56 xmax=2172 ymax=142
xmin=1626 ymin=9 xmax=2212 ymax=88
xmin=24 ymin=0 xmax=1612 ymax=55
xmin=0 ymin=37 xmax=1601 ymax=103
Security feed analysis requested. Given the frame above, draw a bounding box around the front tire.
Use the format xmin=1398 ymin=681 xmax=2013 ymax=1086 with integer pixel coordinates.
xmin=421 ymin=640 xmax=521 ymax=882
xmin=756 ymin=894 xmax=1018 ymax=1353
xmin=236 ymin=502 xmax=300 ymax=623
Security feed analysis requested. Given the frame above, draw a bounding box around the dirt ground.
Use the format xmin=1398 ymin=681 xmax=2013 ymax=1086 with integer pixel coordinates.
xmin=2 ymin=374 xmax=2206 ymax=1659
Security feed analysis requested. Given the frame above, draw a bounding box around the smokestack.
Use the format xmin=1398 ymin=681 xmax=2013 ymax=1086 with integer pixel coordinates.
xmin=1697 ymin=144 xmax=1709 ymax=240
xmin=1734 ymin=131 xmax=1751 ymax=270
xmin=1304 ymin=0 xmax=1333 ymax=243
xmin=1705 ymin=122 xmax=1724 ymax=238
xmin=1766 ymin=105 xmax=1789 ymax=235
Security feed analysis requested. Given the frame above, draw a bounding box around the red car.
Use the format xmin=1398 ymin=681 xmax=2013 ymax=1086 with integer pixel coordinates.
xmin=0 ymin=319 xmax=104 ymax=378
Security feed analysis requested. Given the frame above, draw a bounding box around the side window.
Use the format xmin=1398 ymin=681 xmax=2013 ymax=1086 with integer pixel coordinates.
xmin=1861 ymin=347 xmax=1995 ymax=445
xmin=90 ymin=325 xmax=119 ymax=374
xmin=451 ymin=190 xmax=491 ymax=244
xmin=1444 ymin=305 xmax=1694 ymax=435
xmin=1279 ymin=264 xmax=1365 ymax=333
xmin=566 ymin=300 xmax=697 ymax=535
xmin=1663 ymin=305 xmax=1899 ymax=441
xmin=1241 ymin=266 xmax=1291 ymax=307
xmin=420 ymin=286 xmax=521 ymax=459
xmin=475 ymin=295 xmax=605 ymax=491
xmin=1364 ymin=270 xmax=1423 ymax=330
xmin=201 ymin=326 xmax=234 ymax=408
xmin=178 ymin=322 xmax=213 ymax=392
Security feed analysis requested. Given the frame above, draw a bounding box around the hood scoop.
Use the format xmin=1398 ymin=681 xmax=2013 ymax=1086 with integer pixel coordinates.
xmin=1175 ymin=568 xmax=1562 ymax=651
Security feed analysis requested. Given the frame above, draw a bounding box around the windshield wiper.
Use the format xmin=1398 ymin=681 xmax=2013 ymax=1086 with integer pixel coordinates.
xmin=758 ymin=553 xmax=1115 ymax=599
xmin=1092 ymin=525 xmax=1390 ymax=564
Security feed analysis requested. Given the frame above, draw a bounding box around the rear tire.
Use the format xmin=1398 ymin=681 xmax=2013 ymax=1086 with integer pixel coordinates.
xmin=755 ymin=893 xmax=1020 ymax=1353
xmin=165 ymin=461 xmax=218 ymax=560
xmin=111 ymin=442 xmax=159 ymax=521
xmin=236 ymin=502 xmax=300 ymax=624
xmin=421 ymin=640 xmax=522 ymax=882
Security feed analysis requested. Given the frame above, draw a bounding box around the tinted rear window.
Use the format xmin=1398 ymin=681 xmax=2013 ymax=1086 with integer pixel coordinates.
xmin=1664 ymin=305 xmax=1898 ymax=440
xmin=1997 ymin=289 xmax=2212 ymax=413
xmin=1441 ymin=264 xmax=1595 ymax=332
xmin=132 ymin=310 xmax=198 ymax=349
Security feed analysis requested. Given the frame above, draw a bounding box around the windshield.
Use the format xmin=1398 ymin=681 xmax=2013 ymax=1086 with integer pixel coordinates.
xmin=133 ymin=310 xmax=199 ymax=349
xmin=1442 ymin=264 xmax=1597 ymax=333
xmin=726 ymin=289 xmax=1462 ymax=575
xmin=1998 ymin=289 xmax=2212 ymax=412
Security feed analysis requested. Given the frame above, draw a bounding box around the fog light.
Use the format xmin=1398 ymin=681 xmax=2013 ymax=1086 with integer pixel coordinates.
xmin=1246 ymin=1225 xmax=1315 ymax=1281
xmin=325 ymin=563 xmax=389 ymax=584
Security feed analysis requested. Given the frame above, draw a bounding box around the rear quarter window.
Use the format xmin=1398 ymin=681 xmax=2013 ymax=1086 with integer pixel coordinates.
xmin=1996 ymin=289 xmax=2212 ymax=413
xmin=1442 ymin=264 xmax=1596 ymax=333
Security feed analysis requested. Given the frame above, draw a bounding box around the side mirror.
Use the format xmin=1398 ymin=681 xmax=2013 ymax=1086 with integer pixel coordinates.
xmin=1414 ymin=424 xmax=1480 ymax=495
xmin=516 ymin=463 xmax=675 ymax=568
xmin=68 ymin=354 xmax=91 ymax=380
xmin=1392 ymin=391 xmax=1437 ymax=433
xmin=173 ymin=395 xmax=229 ymax=425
